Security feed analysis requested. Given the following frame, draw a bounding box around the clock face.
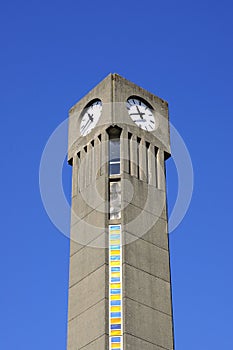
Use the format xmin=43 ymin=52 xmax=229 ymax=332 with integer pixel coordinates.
xmin=126 ymin=98 xmax=156 ymax=132
xmin=80 ymin=100 xmax=102 ymax=136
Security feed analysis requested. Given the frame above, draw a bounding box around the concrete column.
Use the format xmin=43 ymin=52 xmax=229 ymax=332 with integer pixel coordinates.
xmin=130 ymin=134 xmax=137 ymax=177
xmin=148 ymin=145 xmax=159 ymax=187
xmin=85 ymin=143 xmax=92 ymax=188
xmin=78 ymin=149 xmax=86 ymax=192
xmin=120 ymin=128 xmax=129 ymax=174
xmin=95 ymin=135 xmax=101 ymax=178
xmin=100 ymin=131 xmax=108 ymax=176
xmin=89 ymin=141 xmax=94 ymax=185
xmin=157 ymin=149 xmax=165 ymax=191
xmin=71 ymin=154 xmax=78 ymax=198
xmin=139 ymin=139 xmax=147 ymax=182
xmin=148 ymin=144 xmax=154 ymax=186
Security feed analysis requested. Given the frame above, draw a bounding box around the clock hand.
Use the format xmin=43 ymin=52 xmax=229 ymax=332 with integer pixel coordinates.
xmin=130 ymin=112 xmax=146 ymax=117
xmin=136 ymin=105 xmax=145 ymax=119
xmin=88 ymin=113 xmax=94 ymax=122
xmin=82 ymin=118 xmax=92 ymax=132
xmin=81 ymin=113 xmax=94 ymax=133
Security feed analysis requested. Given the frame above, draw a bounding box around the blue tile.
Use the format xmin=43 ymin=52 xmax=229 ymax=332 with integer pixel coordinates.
xmin=111 ymin=300 xmax=121 ymax=306
xmin=111 ymin=337 xmax=121 ymax=343
xmin=110 ymin=256 xmax=120 ymax=261
xmin=110 ymin=245 xmax=121 ymax=250
xmin=110 ymin=312 xmax=121 ymax=318
xmin=111 ymin=267 xmax=120 ymax=272
xmin=110 ymin=234 xmax=120 ymax=240
xmin=110 ymin=324 xmax=121 ymax=330
xmin=110 ymin=289 xmax=121 ymax=294
xmin=109 ymin=225 xmax=121 ymax=231
xmin=111 ymin=277 xmax=121 ymax=283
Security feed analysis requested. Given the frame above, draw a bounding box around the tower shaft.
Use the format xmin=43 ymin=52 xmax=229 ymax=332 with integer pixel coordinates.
xmin=67 ymin=74 xmax=174 ymax=350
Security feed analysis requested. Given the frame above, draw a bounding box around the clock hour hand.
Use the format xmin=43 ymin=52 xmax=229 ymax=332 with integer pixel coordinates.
xmin=136 ymin=105 xmax=145 ymax=119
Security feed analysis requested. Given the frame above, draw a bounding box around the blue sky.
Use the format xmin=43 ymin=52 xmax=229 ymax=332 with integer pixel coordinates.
xmin=1 ymin=0 xmax=233 ymax=349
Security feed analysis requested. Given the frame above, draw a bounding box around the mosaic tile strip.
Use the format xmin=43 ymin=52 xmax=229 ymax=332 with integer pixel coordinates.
xmin=109 ymin=225 xmax=123 ymax=350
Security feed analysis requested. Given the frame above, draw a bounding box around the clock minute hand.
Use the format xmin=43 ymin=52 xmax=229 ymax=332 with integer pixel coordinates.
xmin=130 ymin=112 xmax=146 ymax=117
xmin=136 ymin=105 xmax=145 ymax=119
xmin=82 ymin=113 xmax=94 ymax=132
xmin=82 ymin=115 xmax=93 ymax=132
xmin=81 ymin=120 xmax=91 ymax=132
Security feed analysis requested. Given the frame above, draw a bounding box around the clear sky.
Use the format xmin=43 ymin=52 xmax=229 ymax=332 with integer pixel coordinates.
xmin=1 ymin=0 xmax=233 ymax=349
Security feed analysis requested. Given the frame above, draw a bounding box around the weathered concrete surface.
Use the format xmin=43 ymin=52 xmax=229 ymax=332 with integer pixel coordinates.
xmin=79 ymin=335 xmax=108 ymax=350
xmin=124 ymin=334 xmax=172 ymax=350
xmin=124 ymin=298 xmax=173 ymax=350
xmin=123 ymin=238 xmax=170 ymax=283
xmin=122 ymin=175 xmax=167 ymax=220
xmin=123 ymin=264 xmax=172 ymax=316
xmin=67 ymin=299 xmax=108 ymax=350
xmin=122 ymin=217 xmax=169 ymax=251
xmin=68 ymin=264 xmax=108 ymax=321
xmin=69 ymin=246 xmax=107 ymax=287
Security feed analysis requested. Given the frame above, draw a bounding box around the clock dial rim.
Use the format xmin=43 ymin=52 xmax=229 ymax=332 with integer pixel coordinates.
xmin=126 ymin=97 xmax=156 ymax=132
xmin=80 ymin=99 xmax=102 ymax=136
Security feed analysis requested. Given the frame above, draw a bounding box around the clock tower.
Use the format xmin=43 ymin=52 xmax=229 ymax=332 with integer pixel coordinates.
xmin=67 ymin=74 xmax=174 ymax=350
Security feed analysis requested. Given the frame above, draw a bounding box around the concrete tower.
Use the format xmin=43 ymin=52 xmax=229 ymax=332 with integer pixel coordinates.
xmin=67 ymin=74 xmax=174 ymax=350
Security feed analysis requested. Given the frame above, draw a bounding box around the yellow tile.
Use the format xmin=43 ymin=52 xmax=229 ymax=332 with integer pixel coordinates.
xmin=111 ymin=306 xmax=121 ymax=312
xmin=110 ymin=230 xmax=120 ymax=235
xmin=110 ymin=283 xmax=121 ymax=289
xmin=110 ymin=250 xmax=121 ymax=256
xmin=110 ymin=261 xmax=120 ymax=267
xmin=110 ymin=295 xmax=121 ymax=301
xmin=111 ymin=330 xmax=121 ymax=336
